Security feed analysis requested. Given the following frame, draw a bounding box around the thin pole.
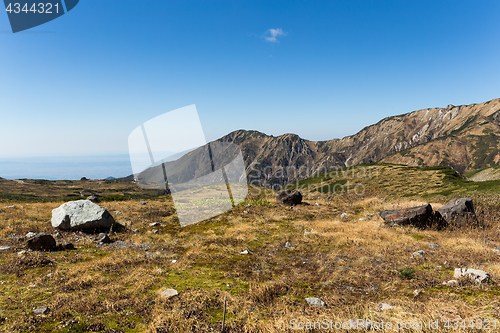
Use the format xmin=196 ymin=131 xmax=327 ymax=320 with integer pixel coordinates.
xmin=222 ymin=296 xmax=227 ymax=332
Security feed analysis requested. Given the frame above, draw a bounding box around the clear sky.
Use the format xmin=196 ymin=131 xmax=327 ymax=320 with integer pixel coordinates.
xmin=1 ymin=0 xmax=499 ymax=158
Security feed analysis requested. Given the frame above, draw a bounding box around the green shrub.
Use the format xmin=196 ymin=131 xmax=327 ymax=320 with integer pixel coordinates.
xmin=399 ymin=267 xmax=416 ymax=279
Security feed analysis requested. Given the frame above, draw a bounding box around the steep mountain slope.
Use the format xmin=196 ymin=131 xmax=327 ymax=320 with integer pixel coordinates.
xmin=133 ymin=98 xmax=500 ymax=188
xmin=217 ymin=98 xmax=500 ymax=185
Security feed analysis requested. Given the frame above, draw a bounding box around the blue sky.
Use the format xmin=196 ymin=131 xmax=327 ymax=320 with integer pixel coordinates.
xmin=1 ymin=0 xmax=499 ymax=158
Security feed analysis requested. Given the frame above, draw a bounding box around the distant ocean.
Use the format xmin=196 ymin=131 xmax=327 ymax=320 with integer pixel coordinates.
xmin=0 ymin=155 xmax=134 ymax=180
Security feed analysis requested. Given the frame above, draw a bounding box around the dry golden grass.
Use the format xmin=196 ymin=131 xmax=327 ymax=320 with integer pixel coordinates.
xmin=1 ymin=167 xmax=500 ymax=332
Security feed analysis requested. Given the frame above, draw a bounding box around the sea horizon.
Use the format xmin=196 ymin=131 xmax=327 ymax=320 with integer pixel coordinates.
xmin=0 ymin=154 xmax=134 ymax=181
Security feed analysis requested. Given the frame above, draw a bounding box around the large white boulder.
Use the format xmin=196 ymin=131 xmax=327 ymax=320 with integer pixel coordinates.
xmin=51 ymin=200 xmax=114 ymax=230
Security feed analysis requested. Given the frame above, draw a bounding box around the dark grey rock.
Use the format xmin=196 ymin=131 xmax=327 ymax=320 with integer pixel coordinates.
xmin=379 ymin=204 xmax=435 ymax=228
xmin=275 ymin=190 xmax=302 ymax=206
xmin=140 ymin=202 xmax=147 ymax=206
xmin=58 ymin=243 xmax=75 ymax=250
xmin=437 ymin=198 xmax=476 ymax=226
xmin=27 ymin=234 xmax=56 ymax=251
xmin=429 ymin=243 xmax=441 ymax=248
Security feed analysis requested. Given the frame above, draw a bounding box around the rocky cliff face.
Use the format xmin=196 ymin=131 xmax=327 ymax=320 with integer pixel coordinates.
xmin=217 ymin=98 xmax=500 ymax=186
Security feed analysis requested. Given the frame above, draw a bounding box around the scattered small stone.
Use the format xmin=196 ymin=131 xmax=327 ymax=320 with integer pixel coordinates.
xmin=315 ymin=202 xmax=320 ymax=206
xmin=2 ymin=205 xmax=15 ymax=209
xmin=58 ymin=243 xmax=75 ymax=250
xmin=146 ymin=301 xmax=155 ymax=306
xmin=33 ymin=307 xmax=50 ymax=315
xmin=377 ymin=303 xmax=395 ymax=311
xmin=0 ymin=246 xmax=10 ymax=251
xmin=454 ymin=268 xmax=490 ymax=284
xmin=443 ymin=280 xmax=459 ymax=286
xmin=358 ymin=218 xmax=365 ymax=221
xmin=304 ymin=229 xmax=314 ymax=236
xmin=53 ymin=232 xmax=62 ymax=239
xmin=114 ymin=211 xmax=122 ymax=214
xmin=18 ymin=250 xmax=26 ymax=256
xmin=140 ymin=202 xmax=147 ymax=205
xmin=159 ymin=289 xmax=178 ymax=299
xmin=98 ymin=233 xmax=113 ymax=244
xmin=171 ymin=260 xmax=177 ymax=263
xmin=87 ymin=195 xmax=100 ymax=203
xmin=151 ymin=229 xmax=159 ymax=234
xmin=285 ymin=241 xmax=292 ymax=249
xmin=240 ymin=250 xmax=249 ymax=255
xmin=429 ymin=243 xmax=441 ymax=248
xmin=493 ymin=248 xmax=500 ymax=254
xmin=340 ymin=213 xmax=348 ymax=219
xmin=149 ymin=222 xmax=160 ymax=227
xmin=411 ymin=250 xmax=425 ymax=259
xmin=243 ymin=210 xmax=249 ymax=214
xmin=444 ymin=261 xmax=450 ymax=265
xmin=245 ymin=204 xmax=252 ymax=208
xmin=133 ymin=229 xmax=139 ymax=233
xmin=345 ymin=286 xmax=355 ymax=292
xmin=305 ymin=297 xmax=326 ymax=307
xmin=413 ymin=289 xmax=422 ymax=297
xmin=44 ymin=273 xmax=52 ymax=278
xmin=26 ymin=232 xmax=37 ymax=238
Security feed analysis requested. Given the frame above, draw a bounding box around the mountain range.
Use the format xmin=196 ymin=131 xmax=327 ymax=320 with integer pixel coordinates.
xmin=215 ymin=98 xmax=500 ymax=187
xmin=132 ymin=98 xmax=500 ymax=188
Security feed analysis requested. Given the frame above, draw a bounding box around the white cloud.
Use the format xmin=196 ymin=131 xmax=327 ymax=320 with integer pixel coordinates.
xmin=264 ymin=28 xmax=286 ymax=43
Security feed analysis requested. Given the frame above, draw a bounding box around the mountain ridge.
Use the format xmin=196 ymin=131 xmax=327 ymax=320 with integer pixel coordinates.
xmin=214 ymin=98 xmax=500 ymax=186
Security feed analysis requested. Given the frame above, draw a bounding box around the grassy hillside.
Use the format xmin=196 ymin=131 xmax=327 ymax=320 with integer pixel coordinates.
xmin=0 ymin=178 xmax=163 ymax=203
xmin=1 ymin=165 xmax=500 ymax=332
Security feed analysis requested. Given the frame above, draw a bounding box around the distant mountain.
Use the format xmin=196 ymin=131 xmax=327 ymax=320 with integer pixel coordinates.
xmin=134 ymin=98 xmax=500 ymax=188
xmin=217 ymin=98 xmax=500 ymax=186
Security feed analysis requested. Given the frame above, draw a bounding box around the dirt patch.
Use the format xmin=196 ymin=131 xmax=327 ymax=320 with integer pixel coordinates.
xmin=0 ymin=253 xmax=53 ymax=274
